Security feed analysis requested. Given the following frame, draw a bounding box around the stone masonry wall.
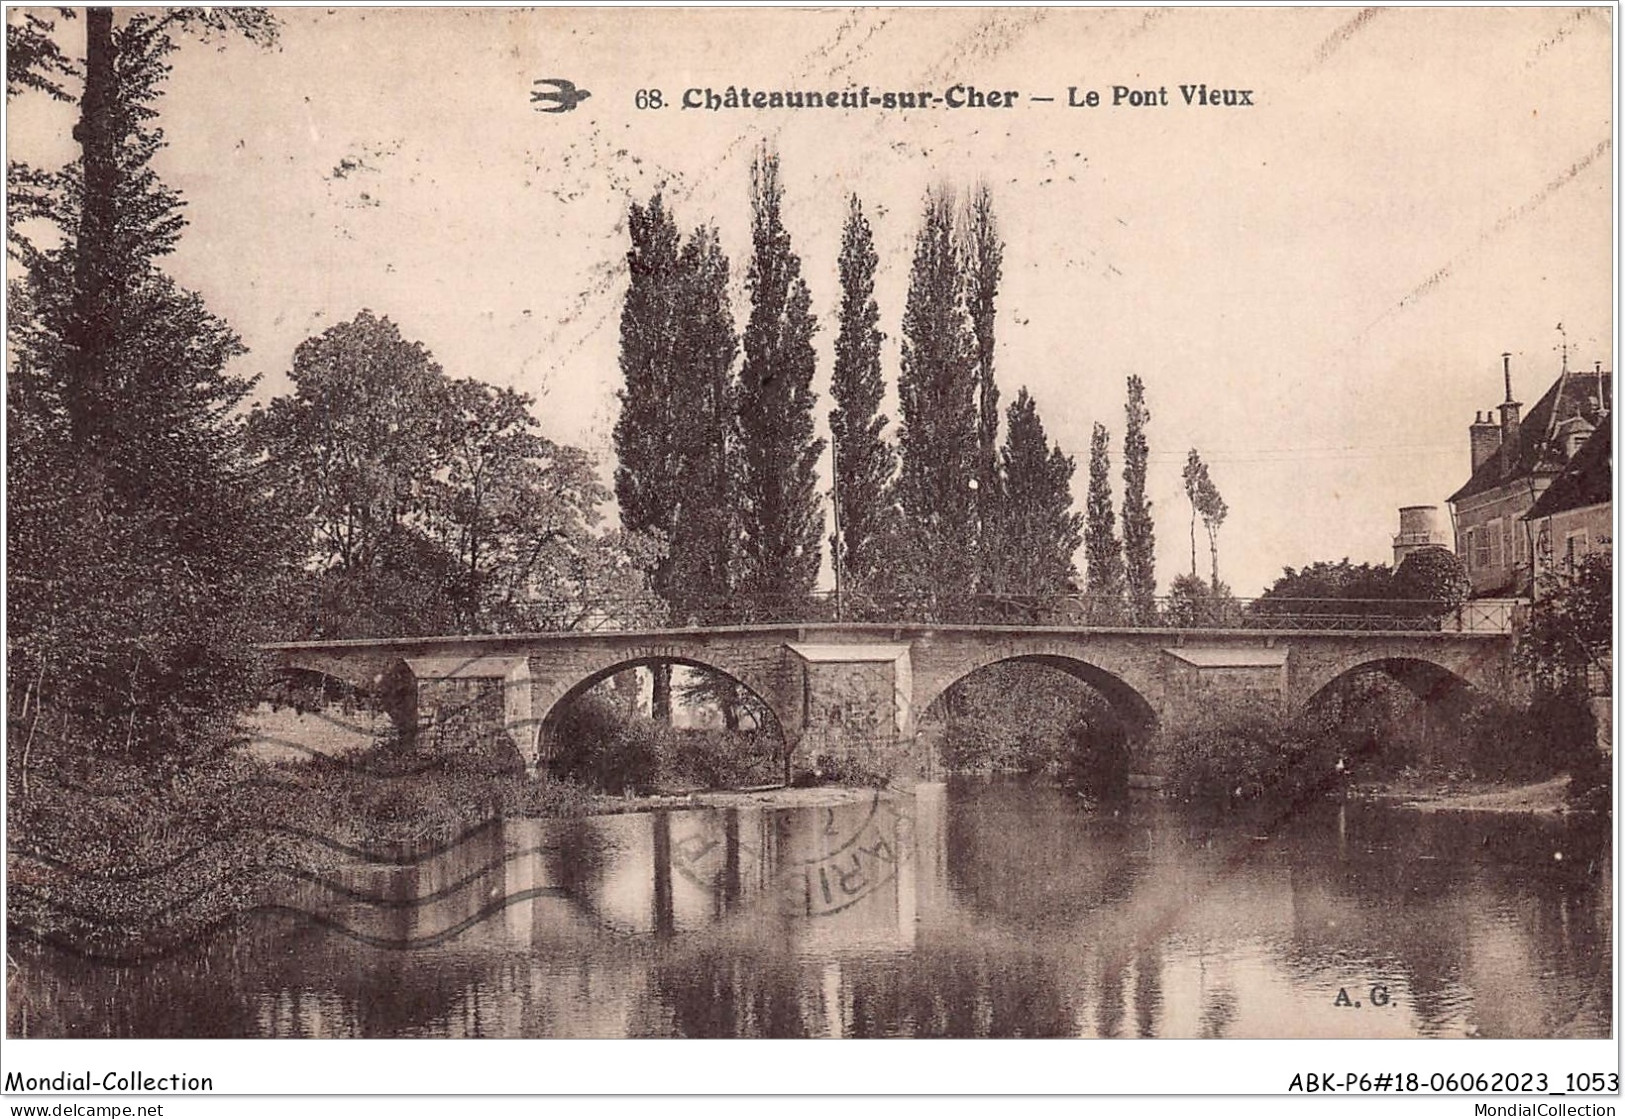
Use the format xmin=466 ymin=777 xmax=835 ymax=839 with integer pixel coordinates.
xmin=795 ymin=659 xmax=898 ymax=779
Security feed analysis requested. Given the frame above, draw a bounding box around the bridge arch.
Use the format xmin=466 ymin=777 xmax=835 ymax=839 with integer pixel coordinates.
xmin=1296 ymin=653 xmax=1486 ymax=715
xmin=914 ymin=652 xmax=1160 ymax=743
xmin=1296 ymin=655 xmax=1493 ymax=773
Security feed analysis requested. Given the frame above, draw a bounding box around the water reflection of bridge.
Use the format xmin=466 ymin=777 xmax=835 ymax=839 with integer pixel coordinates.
xmin=308 ymin=791 xmax=948 ymax=955
xmin=262 ymin=782 xmax=1604 ymax=1040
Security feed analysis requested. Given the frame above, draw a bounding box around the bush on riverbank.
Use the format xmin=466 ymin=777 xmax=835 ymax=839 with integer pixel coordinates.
xmin=1462 ymin=681 xmax=1599 ymax=785
xmin=548 ymin=695 xmax=781 ymax=795
xmin=937 ymin=713 xmax=1057 ymax=774
xmin=1057 ymin=714 xmax=1131 ymax=801
xmin=790 ymin=752 xmax=894 ymax=789
xmin=932 ymin=662 xmax=1119 ymax=779
xmin=1161 ymin=697 xmax=1344 ymax=805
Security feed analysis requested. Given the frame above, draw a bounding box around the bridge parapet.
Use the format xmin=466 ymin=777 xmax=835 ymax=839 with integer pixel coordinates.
xmin=494 ymin=592 xmax=1513 ymax=635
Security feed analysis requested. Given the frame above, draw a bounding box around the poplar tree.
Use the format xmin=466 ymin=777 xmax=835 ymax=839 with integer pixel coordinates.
xmin=614 ymin=193 xmax=684 ymax=594
xmin=829 ymin=195 xmax=898 ymax=603
xmin=612 ymin=194 xmax=685 ymax=719
xmin=1182 ymin=449 xmax=1210 ymax=578
xmin=962 ymin=184 xmax=1003 ymax=587
xmin=614 ymin=196 xmax=739 ymax=714
xmin=1197 ymin=467 xmax=1228 ymax=591
xmin=666 ymin=225 xmax=739 ymax=617
xmin=1121 ymin=375 xmax=1157 ymax=619
xmin=896 ymin=186 xmax=977 ymax=611
xmin=735 ymin=146 xmax=824 ymax=617
xmin=994 ymin=388 xmax=1083 ymax=598
xmin=1084 ymin=422 xmax=1125 ymax=601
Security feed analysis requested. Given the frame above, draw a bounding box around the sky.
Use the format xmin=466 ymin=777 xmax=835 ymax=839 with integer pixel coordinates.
xmin=6 ymin=6 xmax=1615 ymax=596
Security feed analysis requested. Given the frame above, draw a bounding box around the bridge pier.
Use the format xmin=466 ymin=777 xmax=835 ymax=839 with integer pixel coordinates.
xmin=785 ymin=642 xmax=914 ymax=781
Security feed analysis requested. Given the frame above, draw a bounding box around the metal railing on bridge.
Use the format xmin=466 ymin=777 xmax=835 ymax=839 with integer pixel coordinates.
xmin=501 ymin=592 xmax=1517 ymax=636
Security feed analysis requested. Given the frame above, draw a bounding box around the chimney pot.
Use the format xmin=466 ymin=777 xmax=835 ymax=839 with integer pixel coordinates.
xmin=1470 ymin=409 xmax=1502 ymax=473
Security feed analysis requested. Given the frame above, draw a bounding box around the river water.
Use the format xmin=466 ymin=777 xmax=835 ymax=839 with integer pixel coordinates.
xmin=8 ymin=780 xmax=1611 ymax=1038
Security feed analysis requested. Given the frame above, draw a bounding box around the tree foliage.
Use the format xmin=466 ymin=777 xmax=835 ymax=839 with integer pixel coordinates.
xmin=1259 ymin=558 xmax=1395 ymax=601
xmin=1084 ymin=422 xmax=1125 ymax=603
xmin=613 ymin=193 xmax=685 ymax=599
xmin=1181 ymin=450 xmax=1227 ymax=587
xmin=987 ymin=388 xmax=1083 ymax=598
xmin=1252 ymin=551 xmax=1469 ymax=624
xmin=933 ymin=663 xmax=1111 ymax=775
xmin=1392 ymin=546 xmax=1470 ymax=606
xmin=612 ymin=192 xmax=741 ymax=716
xmin=251 ymin=312 xmax=656 ymax=639
xmin=612 ymin=194 xmax=738 ymax=637
xmin=1121 ymin=375 xmax=1157 ymax=617
xmin=1182 ymin=450 xmax=1208 ymax=577
xmin=250 ymin=311 xmax=443 ymax=574
xmin=5 ymin=9 xmax=75 ymax=102
xmin=961 ymin=183 xmax=1003 ymax=583
xmin=1165 ymin=572 xmax=1240 ymax=627
xmin=896 ymin=186 xmax=978 ymax=609
xmin=735 ymin=146 xmax=824 ymax=615
xmin=1517 ymin=551 xmax=1610 ymax=691
xmin=7 ymin=9 xmax=279 ymax=763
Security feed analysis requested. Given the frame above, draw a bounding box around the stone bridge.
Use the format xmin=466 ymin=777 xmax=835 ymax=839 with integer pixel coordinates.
xmin=266 ymin=622 xmax=1515 ymax=778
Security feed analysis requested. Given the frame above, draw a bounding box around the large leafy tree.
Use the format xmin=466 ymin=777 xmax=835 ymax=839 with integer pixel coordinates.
xmin=252 ymin=314 xmax=653 ymax=639
xmin=1392 ymin=546 xmax=1470 ymax=606
xmin=250 ymin=311 xmax=444 ymax=574
xmin=8 ymin=9 xmax=279 ymax=764
xmin=1084 ymin=422 xmax=1125 ymax=602
xmin=248 ymin=312 xmax=461 ymax=637
xmin=1252 ymin=558 xmax=1396 ymax=621
xmin=829 ymin=194 xmax=898 ymax=606
xmin=429 ymin=379 xmax=637 ymax=632
xmin=1121 ymin=375 xmax=1157 ymax=619
xmin=735 ymin=146 xmax=824 ymax=617
xmin=896 ymin=186 xmax=978 ymax=612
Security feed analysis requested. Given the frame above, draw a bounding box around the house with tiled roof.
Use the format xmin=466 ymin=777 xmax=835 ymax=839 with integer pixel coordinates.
xmin=1446 ymin=354 xmax=1611 ymax=598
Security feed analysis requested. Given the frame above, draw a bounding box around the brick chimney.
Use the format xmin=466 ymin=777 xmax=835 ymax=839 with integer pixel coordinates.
xmin=1470 ymin=410 xmax=1501 ymax=472
xmin=1497 ymin=352 xmax=1521 ymax=476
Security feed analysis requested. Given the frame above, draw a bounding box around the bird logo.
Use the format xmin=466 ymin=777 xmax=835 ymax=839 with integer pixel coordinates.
xmin=531 ymin=78 xmax=591 ymax=113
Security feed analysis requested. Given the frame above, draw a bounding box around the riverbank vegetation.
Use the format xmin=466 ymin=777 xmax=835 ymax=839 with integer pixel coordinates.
xmin=929 ymin=663 xmax=1133 ymax=800
xmin=1156 ymin=672 xmax=1605 ymax=812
